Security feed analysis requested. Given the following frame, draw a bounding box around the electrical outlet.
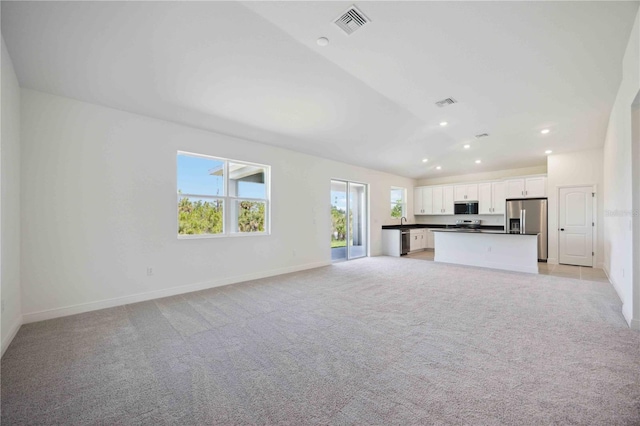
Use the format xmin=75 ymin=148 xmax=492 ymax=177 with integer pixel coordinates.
xmin=146 ymin=267 xmax=154 ymax=276
xmin=488 ymin=246 xmax=492 ymax=252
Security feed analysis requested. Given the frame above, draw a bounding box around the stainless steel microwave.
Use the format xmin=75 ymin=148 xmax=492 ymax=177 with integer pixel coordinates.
xmin=454 ymin=201 xmax=479 ymax=215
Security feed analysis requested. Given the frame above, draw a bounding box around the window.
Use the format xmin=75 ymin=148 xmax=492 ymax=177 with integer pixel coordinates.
xmin=177 ymin=152 xmax=270 ymax=237
xmin=390 ymin=187 xmax=406 ymax=218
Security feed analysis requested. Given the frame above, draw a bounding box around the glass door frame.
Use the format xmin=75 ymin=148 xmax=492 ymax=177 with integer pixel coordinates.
xmin=330 ymin=179 xmax=369 ymax=261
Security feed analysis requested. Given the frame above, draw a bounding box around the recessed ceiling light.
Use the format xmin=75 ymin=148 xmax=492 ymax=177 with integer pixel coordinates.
xmin=541 ymin=129 xmax=550 ymax=134
xmin=463 ymin=144 xmax=470 ymax=149
xmin=422 ymin=158 xmax=428 ymax=163
xmin=475 ymin=160 xmax=481 ymax=164
xmin=317 ymin=37 xmax=329 ymax=47
xmin=545 ymin=150 xmax=553 ymax=154
xmin=436 ymin=166 xmax=442 ymax=170
xmin=440 ymin=121 xmax=448 ymax=127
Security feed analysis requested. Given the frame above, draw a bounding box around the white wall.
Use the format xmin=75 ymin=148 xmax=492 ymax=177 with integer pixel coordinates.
xmin=416 ymin=165 xmax=547 ymax=186
xmin=546 ymin=149 xmax=604 ymax=266
xmin=20 ymin=89 xmax=417 ymax=322
xmin=1 ymin=37 xmax=22 ymax=354
xmin=603 ymin=9 xmax=639 ymax=328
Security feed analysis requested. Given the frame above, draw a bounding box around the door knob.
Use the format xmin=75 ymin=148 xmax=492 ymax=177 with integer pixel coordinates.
xmin=560 ymin=228 xmax=565 ymax=231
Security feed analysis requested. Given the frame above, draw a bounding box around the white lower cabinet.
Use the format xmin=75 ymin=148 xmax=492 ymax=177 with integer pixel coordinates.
xmin=426 ymin=229 xmax=435 ymax=249
xmin=409 ymin=229 xmax=425 ymax=252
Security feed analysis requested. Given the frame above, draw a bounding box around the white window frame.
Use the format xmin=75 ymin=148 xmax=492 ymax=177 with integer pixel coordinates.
xmin=177 ymin=151 xmax=271 ymax=239
xmin=390 ymin=186 xmax=407 ymax=219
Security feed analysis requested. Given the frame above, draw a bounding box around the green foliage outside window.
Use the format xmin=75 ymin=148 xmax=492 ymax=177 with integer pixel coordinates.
xmin=331 ymin=205 xmax=352 ymax=247
xmin=178 ymin=196 xmax=223 ymax=235
xmin=178 ymin=195 xmax=266 ymax=235
xmin=391 ymin=200 xmax=403 ymax=218
xmin=237 ymin=201 xmax=265 ymax=232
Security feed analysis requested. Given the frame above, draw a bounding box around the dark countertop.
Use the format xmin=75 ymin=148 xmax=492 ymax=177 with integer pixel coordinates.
xmin=430 ymin=229 xmax=539 ymax=236
xmin=382 ymin=224 xmax=504 ymax=231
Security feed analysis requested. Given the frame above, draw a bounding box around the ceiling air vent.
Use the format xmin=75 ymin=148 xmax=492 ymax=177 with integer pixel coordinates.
xmin=475 ymin=133 xmax=490 ymax=139
xmin=435 ymin=98 xmax=457 ymax=108
xmin=334 ymin=5 xmax=370 ymax=35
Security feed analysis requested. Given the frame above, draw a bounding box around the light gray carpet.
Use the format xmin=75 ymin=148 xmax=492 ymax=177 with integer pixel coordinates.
xmin=2 ymin=257 xmax=640 ymax=425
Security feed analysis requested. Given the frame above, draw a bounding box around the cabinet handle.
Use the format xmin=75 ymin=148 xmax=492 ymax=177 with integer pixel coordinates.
xmin=521 ymin=191 xmax=524 ymax=196
xmin=525 ymin=191 xmax=528 ymax=196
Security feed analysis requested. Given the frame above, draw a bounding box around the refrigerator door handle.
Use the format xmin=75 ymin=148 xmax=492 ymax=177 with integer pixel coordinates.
xmin=522 ymin=209 xmax=526 ymax=234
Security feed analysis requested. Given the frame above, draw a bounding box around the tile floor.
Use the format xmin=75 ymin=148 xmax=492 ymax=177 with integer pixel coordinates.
xmin=405 ymin=249 xmax=610 ymax=283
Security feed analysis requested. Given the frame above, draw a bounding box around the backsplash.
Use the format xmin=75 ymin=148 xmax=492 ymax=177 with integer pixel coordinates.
xmin=414 ymin=215 xmax=505 ymax=226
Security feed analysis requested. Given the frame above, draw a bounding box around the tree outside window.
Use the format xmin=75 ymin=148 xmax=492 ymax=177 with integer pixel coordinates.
xmin=390 ymin=187 xmax=406 ymax=218
xmin=177 ymin=152 xmax=270 ymax=237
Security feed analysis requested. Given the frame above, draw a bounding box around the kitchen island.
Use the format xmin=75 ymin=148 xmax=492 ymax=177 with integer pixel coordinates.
xmin=431 ymin=229 xmax=539 ymax=274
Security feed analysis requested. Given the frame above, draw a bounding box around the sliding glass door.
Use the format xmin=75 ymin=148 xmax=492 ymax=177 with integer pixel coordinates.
xmin=331 ymin=179 xmax=368 ymax=261
xmin=348 ymin=182 xmax=367 ymax=259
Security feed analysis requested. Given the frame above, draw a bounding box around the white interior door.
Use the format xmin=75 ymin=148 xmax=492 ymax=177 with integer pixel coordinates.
xmin=558 ymin=186 xmax=593 ymax=266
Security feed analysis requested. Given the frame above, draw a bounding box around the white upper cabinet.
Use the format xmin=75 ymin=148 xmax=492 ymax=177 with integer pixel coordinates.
xmin=442 ymin=186 xmax=454 ymax=214
xmin=478 ymin=183 xmax=492 ymax=214
xmin=414 ymin=186 xmax=434 ymax=215
xmin=479 ymin=181 xmax=506 ymax=214
xmin=523 ymin=177 xmax=546 ymax=198
xmin=492 ymin=181 xmax=506 ymax=214
xmin=413 ymin=187 xmax=423 ymax=215
xmin=454 ymin=184 xmax=479 ymax=202
xmin=432 ymin=186 xmax=453 ymax=214
xmin=423 ymin=187 xmax=434 ymax=214
xmin=414 ymin=176 xmax=542 ymax=216
xmin=505 ymin=177 xmax=546 ymax=199
xmin=506 ymin=179 xmax=526 ymax=198
xmin=432 ymin=186 xmax=453 ymax=215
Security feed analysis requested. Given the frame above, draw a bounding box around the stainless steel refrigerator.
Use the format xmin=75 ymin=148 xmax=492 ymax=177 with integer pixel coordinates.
xmin=505 ymin=198 xmax=548 ymax=261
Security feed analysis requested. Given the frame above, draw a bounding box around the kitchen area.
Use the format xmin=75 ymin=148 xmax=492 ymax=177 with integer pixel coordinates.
xmin=382 ymin=174 xmax=549 ymax=274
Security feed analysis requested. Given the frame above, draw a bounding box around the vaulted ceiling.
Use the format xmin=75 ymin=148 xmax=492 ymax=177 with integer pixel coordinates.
xmin=2 ymin=1 xmax=638 ymax=178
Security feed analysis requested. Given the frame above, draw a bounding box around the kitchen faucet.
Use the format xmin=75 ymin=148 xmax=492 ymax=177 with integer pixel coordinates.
xmin=400 ymin=216 xmax=407 ymax=226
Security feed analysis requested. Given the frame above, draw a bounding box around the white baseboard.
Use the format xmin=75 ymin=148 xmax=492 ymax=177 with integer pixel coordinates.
xmin=23 ymin=261 xmax=331 ymax=324
xmin=2 ymin=316 xmax=23 ymax=357
xmin=435 ymin=256 xmax=538 ymax=274
xmin=602 ymin=265 xmax=622 ymax=300
xmin=622 ymin=302 xmax=633 ymax=327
